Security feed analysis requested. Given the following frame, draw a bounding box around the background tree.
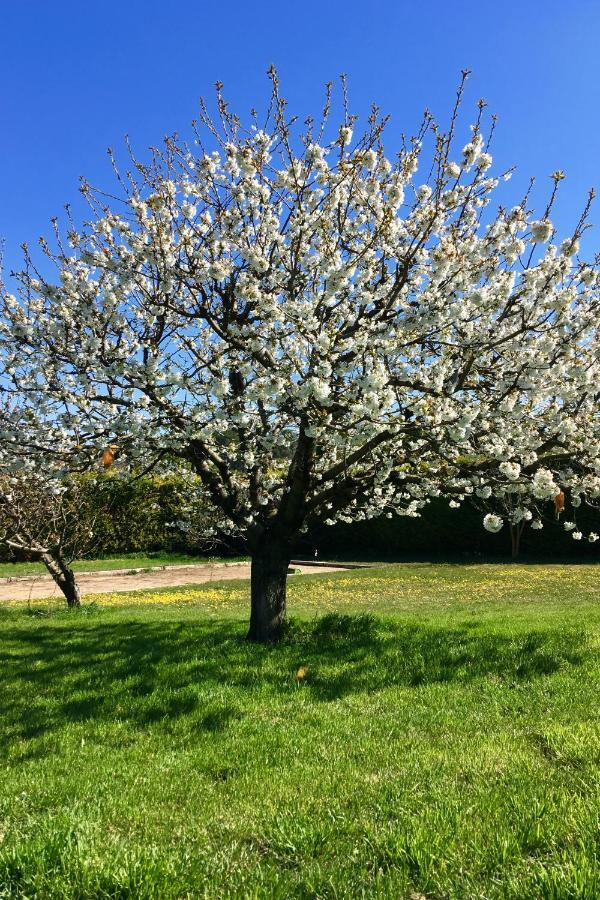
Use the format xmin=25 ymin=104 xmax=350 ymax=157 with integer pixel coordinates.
xmin=1 ymin=71 xmax=599 ymax=640
xmin=473 ymin=479 xmax=599 ymax=560
xmin=0 ymin=401 xmax=111 ymax=606
xmin=0 ymin=470 xmax=105 ymax=607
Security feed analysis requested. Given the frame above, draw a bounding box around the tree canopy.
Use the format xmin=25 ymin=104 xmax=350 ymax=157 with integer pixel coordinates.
xmin=1 ymin=71 xmax=599 ymax=639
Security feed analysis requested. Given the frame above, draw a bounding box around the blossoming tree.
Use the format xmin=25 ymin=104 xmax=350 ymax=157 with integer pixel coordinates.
xmin=1 ymin=71 xmax=599 ymax=640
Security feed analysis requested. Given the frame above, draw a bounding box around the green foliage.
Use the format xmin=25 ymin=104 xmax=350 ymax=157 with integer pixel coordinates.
xmin=0 ymin=472 xmax=233 ymax=563
xmin=87 ymin=472 xmax=198 ymax=555
xmin=1 ymin=564 xmax=600 ymax=897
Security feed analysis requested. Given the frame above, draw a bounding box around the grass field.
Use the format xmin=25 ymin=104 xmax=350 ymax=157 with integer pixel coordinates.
xmin=0 ymin=552 xmax=248 ymax=578
xmin=1 ymin=563 xmax=599 ymax=898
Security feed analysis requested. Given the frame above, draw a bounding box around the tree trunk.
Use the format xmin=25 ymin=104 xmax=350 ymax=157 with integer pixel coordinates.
xmin=247 ymin=538 xmax=291 ymax=643
xmin=509 ymin=522 xmax=525 ymax=560
xmin=40 ymin=552 xmax=81 ymax=608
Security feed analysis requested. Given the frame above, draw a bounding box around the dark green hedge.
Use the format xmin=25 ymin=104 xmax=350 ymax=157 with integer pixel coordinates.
xmin=299 ymin=498 xmax=600 ymax=562
xmin=91 ymin=475 xmax=600 ymax=562
xmin=3 ymin=472 xmax=598 ymax=562
xmin=88 ymin=473 xmax=195 ymax=555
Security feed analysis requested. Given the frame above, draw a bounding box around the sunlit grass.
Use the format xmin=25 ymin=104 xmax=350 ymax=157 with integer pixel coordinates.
xmin=0 ymin=552 xmax=249 ymax=578
xmin=10 ymin=561 xmax=599 ymax=619
xmin=1 ymin=563 xmax=599 ymax=897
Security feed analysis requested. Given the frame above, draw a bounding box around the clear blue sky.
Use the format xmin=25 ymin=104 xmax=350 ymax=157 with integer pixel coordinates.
xmin=1 ymin=0 xmax=599 ymax=280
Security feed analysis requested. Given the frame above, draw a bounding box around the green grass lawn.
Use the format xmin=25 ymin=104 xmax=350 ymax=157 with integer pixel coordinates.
xmin=1 ymin=563 xmax=600 ymax=898
xmin=0 ymin=551 xmax=249 ymax=578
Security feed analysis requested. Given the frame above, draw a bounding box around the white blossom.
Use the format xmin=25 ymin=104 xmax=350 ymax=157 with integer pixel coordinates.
xmin=531 ymin=220 xmax=553 ymax=244
xmin=416 ymin=184 xmax=432 ymax=203
xmin=532 ymin=470 xmax=560 ymax=501
xmin=499 ymin=461 xmax=521 ymax=481
xmin=477 ymin=152 xmax=493 ymax=171
xmin=338 ymin=126 xmax=353 ymax=145
xmin=484 ymin=514 xmax=504 ymax=533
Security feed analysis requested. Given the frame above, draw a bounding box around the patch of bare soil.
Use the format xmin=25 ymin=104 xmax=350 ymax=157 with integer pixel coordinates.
xmin=0 ymin=562 xmax=350 ymax=602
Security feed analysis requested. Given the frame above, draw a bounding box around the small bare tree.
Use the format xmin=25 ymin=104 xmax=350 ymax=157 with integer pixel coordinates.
xmin=0 ymin=472 xmax=102 ymax=607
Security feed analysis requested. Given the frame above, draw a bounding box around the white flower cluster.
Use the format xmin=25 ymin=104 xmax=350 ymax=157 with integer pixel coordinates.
xmin=531 ymin=220 xmax=553 ymax=244
xmin=532 ymin=469 xmax=560 ymax=500
xmin=483 ymin=513 xmax=504 ymax=533
xmin=499 ymin=460 xmax=521 ymax=481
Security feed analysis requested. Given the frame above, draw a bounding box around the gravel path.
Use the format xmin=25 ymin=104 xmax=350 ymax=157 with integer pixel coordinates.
xmin=0 ymin=562 xmax=351 ymax=602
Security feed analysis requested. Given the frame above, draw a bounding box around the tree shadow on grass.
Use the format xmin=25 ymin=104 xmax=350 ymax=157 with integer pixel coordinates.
xmin=285 ymin=613 xmax=588 ymax=700
xmin=0 ymin=610 xmax=589 ymax=745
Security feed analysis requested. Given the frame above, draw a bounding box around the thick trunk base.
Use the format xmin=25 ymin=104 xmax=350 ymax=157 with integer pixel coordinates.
xmin=40 ymin=553 xmax=81 ymax=608
xmin=247 ymin=542 xmax=290 ymax=643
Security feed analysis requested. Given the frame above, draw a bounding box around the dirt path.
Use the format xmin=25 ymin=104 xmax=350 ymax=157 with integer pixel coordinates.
xmin=0 ymin=562 xmax=352 ymax=603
